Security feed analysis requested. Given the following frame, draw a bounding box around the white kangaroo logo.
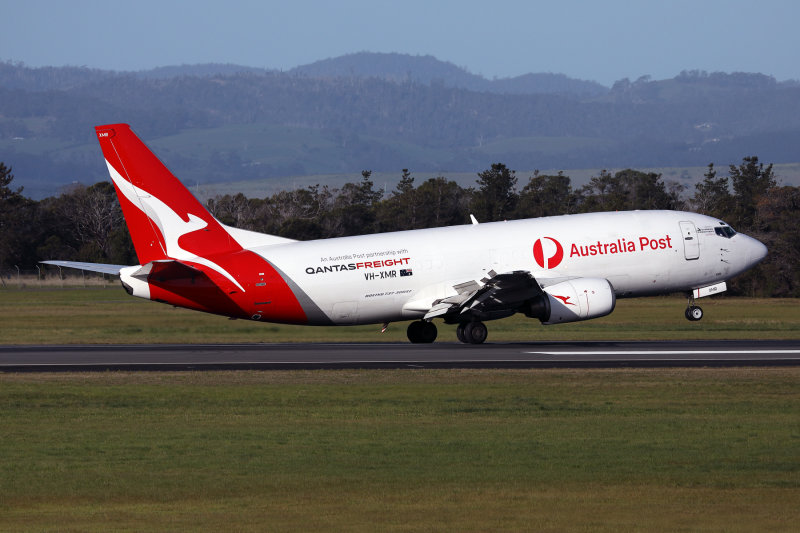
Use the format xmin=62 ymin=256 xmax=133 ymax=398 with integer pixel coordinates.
xmin=106 ymin=161 xmax=245 ymax=292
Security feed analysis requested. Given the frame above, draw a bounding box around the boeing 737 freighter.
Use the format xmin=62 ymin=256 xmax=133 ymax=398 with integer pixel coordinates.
xmin=44 ymin=124 xmax=768 ymax=343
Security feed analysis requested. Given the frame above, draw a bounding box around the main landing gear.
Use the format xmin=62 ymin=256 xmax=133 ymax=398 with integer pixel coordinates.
xmin=685 ymin=294 xmax=703 ymax=321
xmin=406 ymin=320 xmax=489 ymax=344
xmin=456 ymin=321 xmax=488 ymax=344
xmin=407 ymin=320 xmax=438 ymax=343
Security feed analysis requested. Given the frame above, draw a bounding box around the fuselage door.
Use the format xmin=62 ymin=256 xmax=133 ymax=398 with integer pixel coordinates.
xmin=679 ymin=221 xmax=700 ymax=260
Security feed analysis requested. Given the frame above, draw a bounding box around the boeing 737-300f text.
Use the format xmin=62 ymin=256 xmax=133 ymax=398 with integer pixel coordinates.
xmin=44 ymin=124 xmax=768 ymax=344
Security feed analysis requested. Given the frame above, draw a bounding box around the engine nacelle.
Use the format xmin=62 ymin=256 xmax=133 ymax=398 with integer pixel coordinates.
xmin=524 ymin=278 xmax=616 ymax=325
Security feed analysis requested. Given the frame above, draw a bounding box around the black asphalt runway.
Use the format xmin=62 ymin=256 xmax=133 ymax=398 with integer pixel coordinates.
xmin=1 ymin=340 xmax=799 ymax=371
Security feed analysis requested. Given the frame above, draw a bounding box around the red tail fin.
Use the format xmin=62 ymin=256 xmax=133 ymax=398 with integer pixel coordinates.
xmin=95 ymin=124 xmax=237 ymax=264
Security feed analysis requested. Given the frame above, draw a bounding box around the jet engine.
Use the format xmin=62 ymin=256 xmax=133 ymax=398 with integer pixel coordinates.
xmin=523 ymin=278 xmax=616 ymax=325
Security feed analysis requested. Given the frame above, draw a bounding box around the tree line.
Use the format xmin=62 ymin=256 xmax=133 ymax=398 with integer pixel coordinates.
xmin=1 ymin=157 xmax=796 ymax=296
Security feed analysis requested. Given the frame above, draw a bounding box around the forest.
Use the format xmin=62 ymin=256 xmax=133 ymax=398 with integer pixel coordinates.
xmin=4 ymin=59 xmax=800 ymax=198
xmin=1 ymin=156 xmax=796 ymax=297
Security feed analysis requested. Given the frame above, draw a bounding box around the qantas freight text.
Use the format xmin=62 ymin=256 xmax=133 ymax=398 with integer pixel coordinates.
xmin=306 ymin=257 xmax=411 ymax=275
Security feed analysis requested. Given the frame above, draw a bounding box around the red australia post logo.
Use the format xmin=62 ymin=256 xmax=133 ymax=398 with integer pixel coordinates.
xmin=533 ymin=237 xmax=564 ymax=269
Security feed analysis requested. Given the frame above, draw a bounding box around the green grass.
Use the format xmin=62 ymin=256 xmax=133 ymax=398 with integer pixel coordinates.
xmin=1 ymin=286 xmax=799 ymax=344
xmin=0 ymin=368 xmax=798 ymax=531
xmin=2 ymin=287 xmax=798 ymax=530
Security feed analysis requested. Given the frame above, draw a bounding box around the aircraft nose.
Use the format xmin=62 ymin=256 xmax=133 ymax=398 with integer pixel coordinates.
xmin=744 ymin=235 xmax=768 ymax=266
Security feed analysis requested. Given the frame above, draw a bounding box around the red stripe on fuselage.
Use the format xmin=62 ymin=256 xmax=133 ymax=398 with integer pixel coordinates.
xmin=147 ymin=250 xmax=309 ymax=325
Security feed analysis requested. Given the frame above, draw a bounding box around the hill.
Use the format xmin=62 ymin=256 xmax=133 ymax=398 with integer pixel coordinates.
xmin=289 ymin=52 xmax=608 ymax=96
xmin=1 ymin=54 xmax=800 ymax=198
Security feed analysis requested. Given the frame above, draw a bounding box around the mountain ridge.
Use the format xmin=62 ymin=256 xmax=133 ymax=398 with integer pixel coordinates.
xmin=1 ymin=53 xmax=799 ymax=199
xmin=1 ymin=52 xmax=609 ymax=96
xmin=288 ymin=52 xmax=609 ymax=96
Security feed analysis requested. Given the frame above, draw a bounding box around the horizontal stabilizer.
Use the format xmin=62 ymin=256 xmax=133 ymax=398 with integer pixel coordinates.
xmin=40 ymin=260 xmax=131 ymax=276
xmin=130 ymin=260 xmax=204 ymax=281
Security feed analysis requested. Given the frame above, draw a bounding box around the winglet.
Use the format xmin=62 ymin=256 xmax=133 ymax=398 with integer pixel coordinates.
xmin=470 ymin=214 xmax=479 ymax=225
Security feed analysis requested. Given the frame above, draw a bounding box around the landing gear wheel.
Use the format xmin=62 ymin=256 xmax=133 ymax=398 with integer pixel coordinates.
xmin=685 ymin=305 xmax=703 ymax=321
xmin=685 ymin=293 xmax=703 ymax=322
xmin=407 ymin=320 xmax=438 ymax=343
xmin=463 ymin=321 xmax=488 ymax=344
xmin=456 ymin=323 xmax=467 ymax=343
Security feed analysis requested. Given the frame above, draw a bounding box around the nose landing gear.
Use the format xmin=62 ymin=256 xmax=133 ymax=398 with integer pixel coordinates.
xmin=685 ymin=293 xmax=703 ymax=321
xmin=685 ymin=306 xmax=703 ymax=321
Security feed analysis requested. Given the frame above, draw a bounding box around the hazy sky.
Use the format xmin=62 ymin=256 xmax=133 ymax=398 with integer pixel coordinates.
xmin=3 ymin=0 xmax=798 ymax=86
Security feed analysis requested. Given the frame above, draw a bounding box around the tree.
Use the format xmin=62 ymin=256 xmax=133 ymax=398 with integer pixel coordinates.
xmin=376 ymin=169 xmax=418 ymax=231
xmin=0 ymin=162 xmax=22 ymax=200
xmin=729 ymin=156 xmax=776 ymax=230
xmin=415 ymin=177 xmax=472 ymax=228
xmin=327 ymin=170 xmax=383 ymax=236
xmin=36 ymin=182 xmax=134 ymax=265
xmin=206 ymin=192 xmax=260 ymax=229
xmin=275 ymin=186 xmax=329 ymax=239
xmin=691 ymin=163 xmax=732 ymax=218
xmin=749 ymin=185 xmax=800 ymax=296
xmin=515 ymin=171 xmax=574 ymax=218
xmin=575 ymin=170 xmax=619 ymax=212
xmin=0 ymin=163 xmax=39 ymax=269
xmin=471 ymin=163 xmax=518 ymax=221
xmin=577 ymin=169 xmax=679 ymax=212
xmin=65 ymin=182 xmax=125 ymax=261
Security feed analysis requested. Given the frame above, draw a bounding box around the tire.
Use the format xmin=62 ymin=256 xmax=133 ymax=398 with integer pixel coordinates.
xmin=464 ymin=321 xmax=488 ymax=344
xmin=419 ymin=321 xmax=438 ymax=343
xmin=407 ymin=320 xmax=437 ymax=343
xmin=689 ymin=306 xmax=703 ymax=321
xmin=407 ymin=321 xmax=423 ymax=343
xmin=456 ymin=323 xmax=467 ymax=343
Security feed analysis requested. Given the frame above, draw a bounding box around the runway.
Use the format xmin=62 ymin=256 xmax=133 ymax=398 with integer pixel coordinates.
xmin=1 ymin=339 xmax=799 ymax=371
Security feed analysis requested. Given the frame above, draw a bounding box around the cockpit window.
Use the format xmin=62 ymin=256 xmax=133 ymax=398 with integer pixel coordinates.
xmin=715 ymin=226 xmax=737 ymax=238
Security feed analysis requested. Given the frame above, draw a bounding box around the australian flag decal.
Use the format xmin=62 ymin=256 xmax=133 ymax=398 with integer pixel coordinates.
xmin=400 ymin=269 xmax=413 ymax=277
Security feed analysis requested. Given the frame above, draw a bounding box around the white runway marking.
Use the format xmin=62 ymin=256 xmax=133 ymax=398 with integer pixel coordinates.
xmin=528 ymin=350 xmax=800 ymax=355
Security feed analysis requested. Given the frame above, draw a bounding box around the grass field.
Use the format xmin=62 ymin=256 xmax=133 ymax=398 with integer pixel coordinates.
xmin=1 ymin=286 xmax=799 ymax=344
xmin=1 ymin=368 xmax=798 ymax=531
xmin=2 ymin=288 xmax=798 ymax=531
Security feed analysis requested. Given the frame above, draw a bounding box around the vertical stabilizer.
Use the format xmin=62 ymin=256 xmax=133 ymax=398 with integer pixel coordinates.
xmin=95 ymin=124 xmax=237 ymax=264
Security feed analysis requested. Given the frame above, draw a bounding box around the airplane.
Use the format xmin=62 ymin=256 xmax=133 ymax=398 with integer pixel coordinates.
xmin=44 ymin=123 xmax=768 ymax=344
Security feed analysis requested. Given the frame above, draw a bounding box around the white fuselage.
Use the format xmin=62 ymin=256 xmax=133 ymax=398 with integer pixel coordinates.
xmin=249 ymin=210 xmax=765 ymax=326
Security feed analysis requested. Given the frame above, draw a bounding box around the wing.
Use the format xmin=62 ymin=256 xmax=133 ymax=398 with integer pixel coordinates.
xmin=40 ymin=260 xmax=132 ymax=276
xmin=423 ymin=270 xmax=551 ymax=323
